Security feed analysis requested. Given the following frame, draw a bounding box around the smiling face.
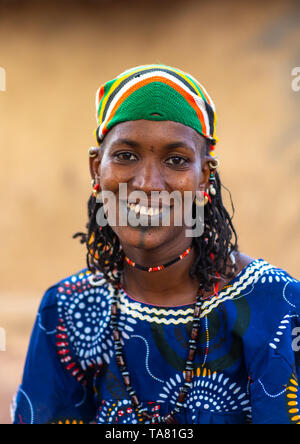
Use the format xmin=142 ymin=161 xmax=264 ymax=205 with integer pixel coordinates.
xmin=90 ymin=120 xmax=212 ymax=252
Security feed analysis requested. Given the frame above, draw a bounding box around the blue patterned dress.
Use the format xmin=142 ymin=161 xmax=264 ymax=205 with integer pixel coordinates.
xmin=12 ymin=259 xmax=300 ymax=424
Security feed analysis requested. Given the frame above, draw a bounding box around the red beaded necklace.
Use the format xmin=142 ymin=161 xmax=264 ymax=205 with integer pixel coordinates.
xmin=124 ymin=245 xmax=193 ymax=272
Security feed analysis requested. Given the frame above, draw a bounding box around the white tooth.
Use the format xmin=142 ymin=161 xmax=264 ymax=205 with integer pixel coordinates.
xmin=130 ymin=203 xmax=136 ymax=211
xmin=154 ymin=208 xmax=159 ymax=216
xmin=140 ymin=206 xmax=147 ymax=215
xmin=135 ymin=204 xmax=140 ymax=213
xmin=148 ymin=208 xmax=154 ymax=216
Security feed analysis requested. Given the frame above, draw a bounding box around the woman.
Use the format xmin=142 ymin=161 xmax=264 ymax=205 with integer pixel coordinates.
xmin=12 ymin=65 xmax=300 ymax=424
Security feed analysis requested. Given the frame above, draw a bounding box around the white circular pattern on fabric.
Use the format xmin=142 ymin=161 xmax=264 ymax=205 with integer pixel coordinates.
xmin=57 ymin=272 xmax=137 ymax=370
xmin=96 ymin=399 xmax=156 ymax=424
xmin=260 ymin=269 xmax=298 ymax=286
xmin=157 ymin=368 xmax=251 ymax=418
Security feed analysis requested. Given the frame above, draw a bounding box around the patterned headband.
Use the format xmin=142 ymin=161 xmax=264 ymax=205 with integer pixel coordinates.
xmin=94 ymin=64 xmax=218 ymax=155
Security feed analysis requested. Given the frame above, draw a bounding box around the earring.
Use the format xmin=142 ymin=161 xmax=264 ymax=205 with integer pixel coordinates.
xmin=92 ymin=183 xmax=100 ymax=197
xmin=209 ymin=172 xmax=217 ymax=196
xmin=91 ymin=182 xmax=103 ymax=203
xmin=194 ymin=191 xmax=211 ymax=207
xmin=208 ymin=157 xmax=220 ymax=170
xmin=89 ymin=146 xmax=99 ymax=158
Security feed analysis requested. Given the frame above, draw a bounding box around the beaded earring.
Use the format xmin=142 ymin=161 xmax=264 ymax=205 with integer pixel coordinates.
xmin=194 ymin=190 xmax=211 ymax=207
xmin=91 ymin=181 xmax=103 ymax=203
xmin=194 ymin=147 xmax=219 ymax=207
xmin=208 ymin=145 xmax=219 ymax=197
xmin=209 ymin=172 xmax=217 ymax=196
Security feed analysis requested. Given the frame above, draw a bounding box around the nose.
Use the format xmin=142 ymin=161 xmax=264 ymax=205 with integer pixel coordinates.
xmin=130 ymin=161 xmax=166 ymax=194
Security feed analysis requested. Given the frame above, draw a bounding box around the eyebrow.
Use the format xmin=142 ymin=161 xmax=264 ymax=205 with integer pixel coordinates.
xmin=110 ymin=138 xmax=140 ymax=148
xmin=110 ymin=138 xmax=195 ymax=153
xmin=163 ymin=141 xmax=195 ymax=153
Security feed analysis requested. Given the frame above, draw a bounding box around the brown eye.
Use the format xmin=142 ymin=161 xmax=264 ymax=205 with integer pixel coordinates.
xmin=115 ymin=152 xmax=137 ymax=161
xmin=165 ymin=156 xmax=188 ymax=166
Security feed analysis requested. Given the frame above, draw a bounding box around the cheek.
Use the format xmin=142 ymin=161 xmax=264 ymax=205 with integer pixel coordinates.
xmin=173 ymin=172 xmax=200 ymax=211
xmin=173 ymin=172 xmax=199 ymax=194
xmin=99 ymin=161 xmax=120 ymax=191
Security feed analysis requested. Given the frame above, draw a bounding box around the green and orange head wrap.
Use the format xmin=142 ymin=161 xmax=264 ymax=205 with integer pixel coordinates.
xmin=94 ymin=64 xmax=218 ymax=156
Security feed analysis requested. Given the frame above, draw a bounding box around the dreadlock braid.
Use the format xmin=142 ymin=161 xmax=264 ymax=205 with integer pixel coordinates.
xmin=74 ymin=166 xmax=239 ymax=292
xmin=73 ymin=194 xmax=124 ymax=285
xmin=189 ymin=170 xmax=238 ymax=291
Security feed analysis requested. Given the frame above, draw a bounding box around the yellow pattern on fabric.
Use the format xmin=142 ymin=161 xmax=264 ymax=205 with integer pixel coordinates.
xmin=286 ymin=373 xmax=300 ymax=424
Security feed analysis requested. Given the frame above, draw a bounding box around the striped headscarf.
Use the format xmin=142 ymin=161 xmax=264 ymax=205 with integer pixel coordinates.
xmin=94 ymin=64 xmax=218 ymax=150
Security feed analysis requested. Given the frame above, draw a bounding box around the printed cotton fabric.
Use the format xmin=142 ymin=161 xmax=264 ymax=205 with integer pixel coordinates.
xmin=12 ymin=259 xmax=300 ymax=424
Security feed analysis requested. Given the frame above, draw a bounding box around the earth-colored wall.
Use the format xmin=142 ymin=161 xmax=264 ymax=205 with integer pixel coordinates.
xmin=0 ymin=0 xmax=299 ymax=423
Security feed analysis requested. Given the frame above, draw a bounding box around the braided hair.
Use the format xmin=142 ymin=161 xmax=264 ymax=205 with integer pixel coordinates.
xmin=74 ymin=141 xmax=238 ymax=291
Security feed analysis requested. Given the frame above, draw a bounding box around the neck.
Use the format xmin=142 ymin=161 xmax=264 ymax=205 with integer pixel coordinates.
xmin=120 ymin=238 xmax=200 ymax=306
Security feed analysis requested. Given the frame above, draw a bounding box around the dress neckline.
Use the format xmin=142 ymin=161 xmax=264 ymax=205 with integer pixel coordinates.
xmin=118 ymin=258 xmax=265 ymax=309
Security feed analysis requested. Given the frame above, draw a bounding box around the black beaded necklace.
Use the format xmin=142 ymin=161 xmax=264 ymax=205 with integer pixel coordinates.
xmin=124 ymin=245 xmax=193 ymax=272
xmin=110 ymin=277 xmax=208 ymax=424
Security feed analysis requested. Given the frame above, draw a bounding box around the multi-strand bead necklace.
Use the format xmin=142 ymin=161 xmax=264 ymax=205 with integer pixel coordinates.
xmin=109 ymin=245 xmax=214 ymax=424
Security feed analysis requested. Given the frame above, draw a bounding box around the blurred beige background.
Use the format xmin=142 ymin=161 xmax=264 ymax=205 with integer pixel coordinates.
xmin=0 ymin=0 xmax=299 ymax=424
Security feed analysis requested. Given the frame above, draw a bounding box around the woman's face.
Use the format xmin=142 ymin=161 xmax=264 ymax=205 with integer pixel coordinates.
xmin=91 ymin=120 xmax=211 ymax=251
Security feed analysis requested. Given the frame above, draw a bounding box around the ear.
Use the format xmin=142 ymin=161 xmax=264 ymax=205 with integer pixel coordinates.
xmin=88 ymin=146 xmax=102 ymax=183
xmin=197 ymin=155 xmax=212 ymax=192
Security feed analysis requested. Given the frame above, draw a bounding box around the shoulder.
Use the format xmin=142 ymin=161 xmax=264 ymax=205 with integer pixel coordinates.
xmin=207 ymin=258 xmax=300 ymax=320
xmin=227 ymin=259 xmax=300 ymax=374
xmin=231 ymin=256 xmax=300 ymax=295
xmin=237 ymin=258 xmax=300 ymax=310
xmin=38 ymin=268 xmax=112 ymax=319
xmin=245 ymin=258 xmax=300 ymax=303
xmin=238 ymin=258 xmax=300 ymax=339
xmin=39 ymin=269 xmax=114 ymax=369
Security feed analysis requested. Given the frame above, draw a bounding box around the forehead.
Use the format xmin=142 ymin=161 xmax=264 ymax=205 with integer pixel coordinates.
xmin=102 ymin=120 xmax=207 ymax=151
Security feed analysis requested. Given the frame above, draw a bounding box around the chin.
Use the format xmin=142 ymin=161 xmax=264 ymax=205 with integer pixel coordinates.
xmin=112 ymin=225 xmax=181 ymax=251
